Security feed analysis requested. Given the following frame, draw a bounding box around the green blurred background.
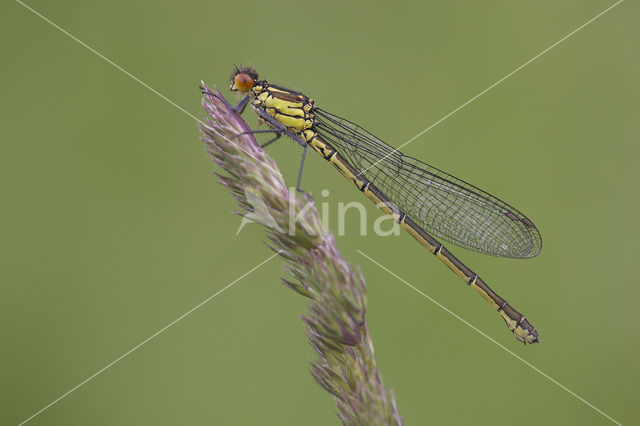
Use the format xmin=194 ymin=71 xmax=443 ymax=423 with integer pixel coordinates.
xmin=1 ymin=1 xmax=637 ymax=424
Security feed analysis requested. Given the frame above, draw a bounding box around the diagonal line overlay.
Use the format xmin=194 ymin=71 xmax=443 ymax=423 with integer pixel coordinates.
xmin=357 ymin=249 xmax=623 ymax=426
xmin=15 ymin=0 xmax=284 ymax=179
xmin=18 ymin=251 xmax=281 ymax=425
xmin=360 ymin=0 xmax=624 ymax=176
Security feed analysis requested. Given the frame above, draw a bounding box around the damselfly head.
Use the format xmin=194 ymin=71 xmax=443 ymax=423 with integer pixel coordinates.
xmin=230 ymin=66 xmax=258 ymax=92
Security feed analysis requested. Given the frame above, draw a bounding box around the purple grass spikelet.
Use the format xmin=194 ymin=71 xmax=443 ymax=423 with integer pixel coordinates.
xmin=200 ymin=84 xmax=403 ymax=425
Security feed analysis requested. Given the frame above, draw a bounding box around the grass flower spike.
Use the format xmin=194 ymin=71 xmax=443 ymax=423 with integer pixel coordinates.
xmin=199 ymin=85 xmax=402 ymax=425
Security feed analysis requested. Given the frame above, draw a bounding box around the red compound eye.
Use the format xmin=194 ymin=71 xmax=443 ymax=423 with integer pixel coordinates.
xmin=232 ymin=72 xmax=254 ymax=92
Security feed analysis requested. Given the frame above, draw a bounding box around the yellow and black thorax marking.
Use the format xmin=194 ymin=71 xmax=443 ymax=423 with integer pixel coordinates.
xmin=249 ymin=83 xmax=347 ymax=164
xmin=250 ymin=83 xmax=316 ymax=136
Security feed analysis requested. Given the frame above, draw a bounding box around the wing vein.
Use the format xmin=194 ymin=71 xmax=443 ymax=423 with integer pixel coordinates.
xmin=314 ymin=107 xmax=542 ymax=258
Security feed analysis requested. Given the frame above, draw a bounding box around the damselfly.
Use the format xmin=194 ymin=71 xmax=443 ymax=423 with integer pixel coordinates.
xmin=204 ymin=67 xmax=542 ymax=344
